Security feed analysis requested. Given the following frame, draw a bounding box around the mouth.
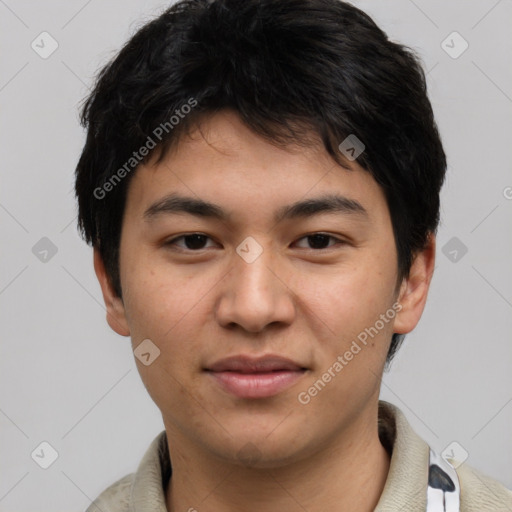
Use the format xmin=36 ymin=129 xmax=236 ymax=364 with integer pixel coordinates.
xmin=204 ymin=355 xmax=308 ymax=399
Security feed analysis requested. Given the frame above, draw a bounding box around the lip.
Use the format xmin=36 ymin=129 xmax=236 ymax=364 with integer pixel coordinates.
xmin=205 ymin=355 xmax=307 ymax=399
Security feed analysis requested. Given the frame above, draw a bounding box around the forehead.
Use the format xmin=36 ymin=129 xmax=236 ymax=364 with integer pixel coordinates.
xmin=123 ymin=110 xmax=389 ymax=225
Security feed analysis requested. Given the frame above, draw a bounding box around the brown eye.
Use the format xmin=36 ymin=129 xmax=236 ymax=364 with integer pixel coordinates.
xmin=165 ymin=234 xmax=215 ymax=251
xmin=294 ymin=233 xmax=343 ymax=250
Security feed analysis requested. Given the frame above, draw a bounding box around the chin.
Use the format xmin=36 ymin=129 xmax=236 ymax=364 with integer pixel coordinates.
xmin=230 ymin=444 xmax=306 ymax=470
xmin=206 ymin=428 xmax=316 ymax=470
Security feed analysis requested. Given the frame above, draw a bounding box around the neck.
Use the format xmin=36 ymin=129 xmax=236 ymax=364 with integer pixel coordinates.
xmin=165 ymin=403 xmax=390 ymax=512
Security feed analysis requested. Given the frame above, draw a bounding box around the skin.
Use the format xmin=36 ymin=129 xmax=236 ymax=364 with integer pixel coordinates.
xmin=95 ymin=109 xmax=435 ymax=512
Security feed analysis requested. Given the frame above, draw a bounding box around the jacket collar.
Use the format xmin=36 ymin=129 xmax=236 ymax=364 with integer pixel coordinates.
xmin=128 ymin=400 xmax=430 ymax=511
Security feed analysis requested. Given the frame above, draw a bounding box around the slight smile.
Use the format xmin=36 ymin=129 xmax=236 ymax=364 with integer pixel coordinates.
xmin=205 ymin=355 xmax=308 ymax=399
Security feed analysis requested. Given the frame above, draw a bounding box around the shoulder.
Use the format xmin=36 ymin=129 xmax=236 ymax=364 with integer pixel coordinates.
xmin=83 ymin=430 xmax=170 ymax=512
xmin=85 ymin=473 xmax=134 ymax=512
xmin=455 ymin=462 xmax=512 ymax=511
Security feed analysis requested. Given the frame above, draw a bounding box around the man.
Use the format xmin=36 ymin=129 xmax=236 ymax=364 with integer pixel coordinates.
xmin=74 ymin=0 xmax=512 ymax=510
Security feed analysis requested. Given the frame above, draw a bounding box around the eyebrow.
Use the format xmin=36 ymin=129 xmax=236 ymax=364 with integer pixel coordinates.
xmin=143 ymin=192 xmax=368 ymax=224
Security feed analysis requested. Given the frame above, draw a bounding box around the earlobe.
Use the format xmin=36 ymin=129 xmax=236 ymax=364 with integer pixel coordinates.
xmin=93 ymin=248 xmax=131 ymax=337
xmin=393 ymin=234 xmax=436 ymax=335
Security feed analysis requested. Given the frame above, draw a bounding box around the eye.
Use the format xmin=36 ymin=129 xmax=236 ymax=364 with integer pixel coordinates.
xmin=164 ymin=232 xmax=346 ymax=252
xmin=293 ymin=233 xmax=345 ymax=250
xmin=165 ymin=233 xmax=217 ymax=251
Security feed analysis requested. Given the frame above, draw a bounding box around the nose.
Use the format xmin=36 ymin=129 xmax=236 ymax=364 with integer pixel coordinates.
xmin=215 ymin=245 xmax=296 ymax=333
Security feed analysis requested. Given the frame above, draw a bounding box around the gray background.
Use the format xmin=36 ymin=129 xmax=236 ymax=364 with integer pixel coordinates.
xmin=1 ymin=0 xmax=511 ymax=510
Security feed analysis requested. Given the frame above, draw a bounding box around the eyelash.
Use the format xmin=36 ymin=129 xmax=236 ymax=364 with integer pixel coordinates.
xmin=164 ymin=233 xmax=347 ymax=252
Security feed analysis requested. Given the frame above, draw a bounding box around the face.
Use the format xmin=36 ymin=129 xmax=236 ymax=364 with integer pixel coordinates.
xmin=95 ymin=110 xmax=433 ymax=468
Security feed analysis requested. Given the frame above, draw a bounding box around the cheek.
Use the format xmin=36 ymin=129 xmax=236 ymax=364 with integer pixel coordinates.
xmin=120 ymin=245 xmax=178 ymax=324
xmin=298 ymin=262 xmax=395 ymax=338
xmin=121 ymin=264 xmax=210 ymax=412
xmin=295 ymin=262 xmax=398 ymax=383
xmin=121 ymin=258 xmax=220 ymax=358
xmin=124 ymin=276 xmax=191 ymax=341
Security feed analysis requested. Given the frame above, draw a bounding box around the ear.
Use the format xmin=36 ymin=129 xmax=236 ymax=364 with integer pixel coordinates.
xmin=393 ymin=234 xmax=436 ymax=335
xmin=93 ymin=248 xmax=130 ymax=337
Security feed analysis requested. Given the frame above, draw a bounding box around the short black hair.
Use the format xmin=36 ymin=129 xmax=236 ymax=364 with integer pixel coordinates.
xmin=75 ymin=0 xmax=446 ymax=365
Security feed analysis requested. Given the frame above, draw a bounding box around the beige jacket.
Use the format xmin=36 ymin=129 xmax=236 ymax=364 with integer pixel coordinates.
xmin=85 ymin=401 xmax=512 ymax=511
